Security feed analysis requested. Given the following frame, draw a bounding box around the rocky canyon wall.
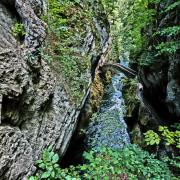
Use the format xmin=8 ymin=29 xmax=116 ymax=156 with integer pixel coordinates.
xmin=0 ymin=0 xmax=111 ymax=179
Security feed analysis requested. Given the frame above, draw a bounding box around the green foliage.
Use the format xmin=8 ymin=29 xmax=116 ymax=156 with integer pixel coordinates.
xmin=161 ymin=155 xmax=180 ymax=179
xmin=29 ymin=146 xmax=60 ymax=179
xmin=121 ymin=0 xmax=157 ymax=54
xmin=162 ymin=156 xmax=180 ymax=170
xmin=101 ymin=0 xmax=116 ymax=15
xmin=29 ymin=146 xmax=81 ymax=180
xmin=156 ymin=41 xmax=180 ymax=55
xmin=108 ymin=0 xmax=159 ymax=65
xmin=171 ymin=123 xmax=180 ymax=130
xmin=111 ymin=0 xmax=179 ymax=65
xmin=159 ymin=126 xmax=180 ymax=148
xmin=29 ymin=145 xmax=173 ymax=179
xmin=41 ymin=0 xmax=92 ymax=103
xmin=138 ymin=51 xmax=156 ymax=66
xmin=27 ymin=51 xmax=36 ymax=62
xmin=144 ymin=127 xmax=180 ymax=176
xmin=155 ymin=1 xmax=180 ymax=56
xmin=12 ymin=23 xmax=26 ymax=38
xmin=82 ymin=145 xmax=172 ymax=179
xmin=162 ymin=1 xmax=180 ymax=13
xmin=144 ymin=130 xmax=161 ymax=145
xmin=144 ymin=125 xmax=180 ymax=148
xmin=26 ymin=47 xmax=53 ymax=63
xmin=157 ymin=26 xmax=180 ymax=37
xmin=39 ymin=47 xmax=53 ymax=64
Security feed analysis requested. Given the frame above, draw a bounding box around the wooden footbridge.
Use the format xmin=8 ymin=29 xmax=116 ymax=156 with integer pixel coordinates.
xmin=100 ymin=63 xmax=137 ymax=78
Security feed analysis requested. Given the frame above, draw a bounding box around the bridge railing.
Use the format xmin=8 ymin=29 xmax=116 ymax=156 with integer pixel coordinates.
xmin=100 ymin=63 xmax=137 ymax=78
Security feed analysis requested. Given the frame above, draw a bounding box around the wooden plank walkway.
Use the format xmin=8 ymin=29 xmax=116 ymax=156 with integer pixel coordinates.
xmin=100 ymin=63 xmax=137 ymax=78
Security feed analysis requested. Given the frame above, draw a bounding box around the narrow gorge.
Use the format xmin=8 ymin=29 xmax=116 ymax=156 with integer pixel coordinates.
xmin=0 ymin=0 xmax=179 ymax=179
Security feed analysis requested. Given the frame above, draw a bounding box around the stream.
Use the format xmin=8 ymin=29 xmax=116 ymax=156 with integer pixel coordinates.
xmin=85 ymin=66 xmax=130 ymax=150
xmin=61 ymin=60 xmax=131 ymax=166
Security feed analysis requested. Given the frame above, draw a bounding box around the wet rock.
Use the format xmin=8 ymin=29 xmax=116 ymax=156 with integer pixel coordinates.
xmin=166 ymin=78 xmax=180 ymax=116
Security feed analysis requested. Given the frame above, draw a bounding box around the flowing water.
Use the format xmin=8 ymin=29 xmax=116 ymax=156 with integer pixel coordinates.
xmin=85 ymin=61 xmax=130 ymax=150
xmin=61 ymin=61 xmax=131 ymax=166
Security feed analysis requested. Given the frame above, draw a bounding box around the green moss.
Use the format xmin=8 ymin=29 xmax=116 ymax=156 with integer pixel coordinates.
xmin=90 ymin=75 xmax=104 ymax=110
xmin=12 ymin=22 xmax=26 ymax=39
xmin=41 ymin=0 xmax=95 ymax=104
xmin=122 ymin=78 xmax=139 ymax=117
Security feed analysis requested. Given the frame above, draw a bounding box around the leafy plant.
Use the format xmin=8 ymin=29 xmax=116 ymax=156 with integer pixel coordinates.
xmin=29 ymin=145 xmax=173 ymax=179
xmin=82 ymin=145 xmax=173 ymax=179
xmin=122 ymin=0 xmax=157 ymax=55
xmin=157 ymin=26 xmax=180 ymax=37
xmin=29 ymin=146 xmax=81 ymax=180
xmin=156 ymin=41 xmax=180 ymax=55
xmin=144 ymin=126 xmax=180 ymax=148
xmin=162 ymin=1 xmax=180 ymax=13
xmin=159 ymin=126 xmax=180 ymax=148
xmin=162 ymin=156 xmax=180 ymax=169
xmin=39 ymin=47 xmax=53 ymax=64
xmin=12 ymin=23 xmax=26 ymax=38
xmin=171 ymin=123 xmax=180 ymax=130
xmin=111 ymin=0 xmax=179 ymax=66
xmin=40 ymin=0 xmax=92 ymax=103
xmin=155 ymin=1 xmax=180 ymax=56
xmin=29 ymin=146 xmax=60 ymax=179
xmin=144 ymin=130 xmax=161 ymax=145
xmin=138 ymin=51 xmax=156 ymax=66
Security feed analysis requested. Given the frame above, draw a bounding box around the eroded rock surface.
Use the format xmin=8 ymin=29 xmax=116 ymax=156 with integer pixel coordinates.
xmin=0 ymin=3 xmax=18 ymax=51
xmin=0 ymin=0 xmax=111 ymax=179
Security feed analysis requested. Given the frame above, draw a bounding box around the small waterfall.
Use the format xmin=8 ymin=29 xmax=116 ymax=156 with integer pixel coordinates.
xmin=85 ymin=61 xmax=130 ymax=150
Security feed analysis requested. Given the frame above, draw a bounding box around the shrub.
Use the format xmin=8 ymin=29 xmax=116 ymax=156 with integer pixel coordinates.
xmin=29 ymin=145 xmax=173 ymax=179
xmin=144 ymin=126 xmax=180 ymax=148
xmin=156 ymin=41 xmax=180 ymax=55
xmin=29 ymin=146 xmax=81 ymax=180
xmin=81 ymin=145 xmax=173 ymax=179
xmin=144 ymin=130 xmax=161 ymax=146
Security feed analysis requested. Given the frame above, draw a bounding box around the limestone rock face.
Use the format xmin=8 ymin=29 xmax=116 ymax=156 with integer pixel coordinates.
xmin=0 ymin=3 xmax=18 ymax=51
xmin=0 ymin=0 xmax=111 ymax=179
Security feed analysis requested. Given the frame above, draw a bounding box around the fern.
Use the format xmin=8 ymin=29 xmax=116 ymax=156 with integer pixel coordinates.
xmin=162 ymin=1 xmax=180 ymax=13
xmin=156 ymin=41 xmax=180 ymax=55
xmin=158 ymin=26 xmax=180 ymax=36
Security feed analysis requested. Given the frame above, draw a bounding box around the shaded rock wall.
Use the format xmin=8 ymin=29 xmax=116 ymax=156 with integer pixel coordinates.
xmin=123 ymin=0 xmax=179 ymax=148
xmin=0 ymin=3 xmax=18 ymax=51
xmin=0 ymin=0 xmax=111 ymax=179
xmin=138 ymin=0 xmax=180 ymax=123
